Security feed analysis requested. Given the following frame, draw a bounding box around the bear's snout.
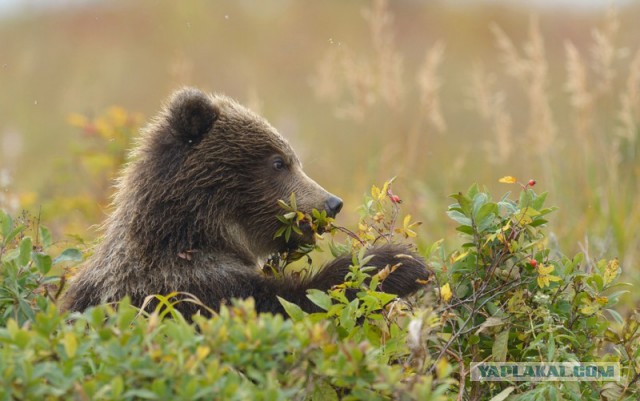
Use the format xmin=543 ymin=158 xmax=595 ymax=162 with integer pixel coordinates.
xmin=324 ymin=195 xmax=343 ymax=218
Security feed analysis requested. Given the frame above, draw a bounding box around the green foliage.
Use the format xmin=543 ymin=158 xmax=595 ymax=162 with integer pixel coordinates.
xmin=0 ymin=299 xmax=450 ymax=401
xmin=0 ymin=180 xmax=639 ymax=400
xmin=0 ymin=210 xmax=81 ymax=326
xmin=431 ymin=181 xmax=640 ymax=399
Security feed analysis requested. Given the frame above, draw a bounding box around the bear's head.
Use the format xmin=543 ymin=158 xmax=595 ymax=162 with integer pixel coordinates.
xmin=122 ymin=88 xmax=342 ymax=265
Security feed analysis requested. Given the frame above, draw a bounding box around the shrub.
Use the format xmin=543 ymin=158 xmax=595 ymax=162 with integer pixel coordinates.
xmin=0 ymin=180 xmax=638 ymax=400
xmin=428 ymin=178 xmax=640 ymax=400
xmin=0 ymin=210 xmax=81 ymax=327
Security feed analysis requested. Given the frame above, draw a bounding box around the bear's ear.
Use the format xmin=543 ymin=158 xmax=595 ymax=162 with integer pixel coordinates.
xmin=165 ymin=87 xmax=218 ymax=144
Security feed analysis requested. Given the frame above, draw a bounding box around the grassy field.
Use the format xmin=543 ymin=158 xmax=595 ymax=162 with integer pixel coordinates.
xmin=1 ymin=0 xmax=639 ymax=299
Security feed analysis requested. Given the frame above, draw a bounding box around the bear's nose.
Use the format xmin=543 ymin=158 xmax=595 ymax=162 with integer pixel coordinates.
xmin=325 ymin=195 xmax=343 ymax=218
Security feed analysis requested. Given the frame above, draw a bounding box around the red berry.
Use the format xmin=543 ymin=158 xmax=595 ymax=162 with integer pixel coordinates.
xmin=389 ymin=195 xmax=402 ymax=204
xmin=529 ymin=259 xmax=537 ymax=268
xmin=528 ymin=179 xmax=536 ymax=187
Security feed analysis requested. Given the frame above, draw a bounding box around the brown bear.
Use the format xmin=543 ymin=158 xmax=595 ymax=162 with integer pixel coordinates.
xmin=61 ymin=87 xmax=430 ymax=318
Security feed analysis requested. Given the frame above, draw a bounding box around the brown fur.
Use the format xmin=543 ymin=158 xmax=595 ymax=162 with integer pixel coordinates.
xmin=61 ymin=88 xmax=430 ymax=318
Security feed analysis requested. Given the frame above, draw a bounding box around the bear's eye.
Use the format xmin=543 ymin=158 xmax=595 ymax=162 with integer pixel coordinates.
xmin=273 ymin=158 xmax=286 ymax=171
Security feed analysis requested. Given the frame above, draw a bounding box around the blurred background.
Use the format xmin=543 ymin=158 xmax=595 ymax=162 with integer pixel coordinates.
xmin=1 ymin=1 xmax=639 ymax=297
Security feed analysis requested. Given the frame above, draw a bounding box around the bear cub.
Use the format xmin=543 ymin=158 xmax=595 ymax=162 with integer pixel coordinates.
xmin=62 ymin=88 xmax=430 ymax=318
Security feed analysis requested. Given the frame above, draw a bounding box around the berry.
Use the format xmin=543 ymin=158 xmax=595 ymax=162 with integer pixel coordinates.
xmin=528 ymin=179 xmax=536 ymax=187
xmin=529 ymin=259 xmax=537 ymax=268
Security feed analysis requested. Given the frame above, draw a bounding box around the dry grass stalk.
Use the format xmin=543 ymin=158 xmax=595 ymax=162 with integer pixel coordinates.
xmin=469 ymin=61 xmax=494 ymax=120
xmin=311 ymin=46 xmax=341 ymax=102
xmin=311 ymin=0 xmax=403 ymax=122
xmin=416 ymin=40 xmax=446 ymax=134
xmin=590 ymin=6 xmax=619 ymax=95
xmin=617 ymin=49 xmax=640 ymax=143
xmin=470 ymin=62 xmax=513 ymax=164
xmin=405 ymin=41 xmax=447 ymax=170
xmin=523 ymin=17 xmax=556 ymax=156
xmin=564 ymin=41 xmax=593 ymax=138
xmin=363 ymin=0 xmax=404 ymax=111
xmin=338 ymin=49 xmax=376 ymax=121
xmin=490 ymin=23 xmax=527 ymax=80
xmin=492 ymin=17 xmax=555 ymax=157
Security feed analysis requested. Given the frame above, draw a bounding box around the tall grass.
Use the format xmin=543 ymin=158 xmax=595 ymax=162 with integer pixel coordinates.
xmin=311 ymin=0 xmax=640 ymax=291
xmin=0 ymin=1 xmax=637 ymax=294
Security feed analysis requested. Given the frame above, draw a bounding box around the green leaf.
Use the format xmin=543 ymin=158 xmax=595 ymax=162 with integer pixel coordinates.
xmin=39 ymin=225 xmax=52 ymax=248
xmin=489 ymin=386 xmax=515 ymax=401
xmin=4 ymin=224 xmax=25 ymax=245
xmin=33 ymin=253 xmax=52 ymax=275
xmin=528 ymin=219 xmax=548 ymax=227
xmin=449 ymin=192 xmax=472 ymax=215
xmin=122 ymin=389 xmax=159 ymax=399
xmin=273 ymin=225 xmax=287 ymax=239
xmin=466 ymin=183 xmax=480 ymax=200
xmin=471 ymin=192 xmax=489 ymax=217
xmin=277 ymin=199 xmax=292 ymax=211
xmin=18 ymin=236 xmax=33 ymax=267
xmin=469 ymin=334 xmax=480 ymax=345
xmin=547 ymin=333 xmax=555 ymax=361
xmin=492 ymin=329 xmax=509 ymax=362
xmin=306 ymin=290 xmax=333 ymax=311
xmin=111 ymin=376 xmax=124 ymax=398
xmin=455 ymin=225 xmax=474 ymax=235
xmin=311 ymin=380 xmax=339 ymax=401
xmin=278 ymin=296 xmax=305 ymax=321
xmin=289 ymin=192 xmax=297 ymax=211
xmin=475 ymin=203 xmax=498 ymax=233
xmin=530 ymin=191 xmax=548 ymax=210
xmin=53 ymin=248 xmax=83 ymax=264
xmin=605 ymin=308 xmax=625 ymax=325
xmin=519 ymin=188 xmax=533 ymax=208
xmin=0 ymin=209 xmax=11 ymax=238
xmin=446 ymin=210 xmax=472 ymax=226
xmin=371 ymin=291 xmax=397 ymax=306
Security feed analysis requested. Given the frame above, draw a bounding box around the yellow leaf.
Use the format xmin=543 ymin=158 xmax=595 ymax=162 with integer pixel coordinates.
xmin=536 ymin=264 xmax=561 ymax=288
xmin=580 ymin=298 xmax=599 ymax=315
xmin=94 ymin=118 xmax=114 ymax=139
xmin=537 ymin=275 xmax=549 ymax=288
xmin=107 ymin=106 xmax=128 ymax=127
xmin=537 ymin=264 xmax=555 ymax=275
xmin=380 ymin=181 xmax=390 ymax=200
xmin=63 ymin=332 xmax=78 ymax=358
xmin=196 ymin=345 xmax=211 ymax=361
xmin=403 ymin=214 xmax=412 ymax=228
xmin=440 ymin=283 xmax=452 ymax=302
xmin=498 ymin=176 xmax=517 ymax=184
xmin=513 ymin=211 xmax=533 ymax=225
xmin=452 ymin=250 xmax=470 ymax=263
xmin=19 ymin=191 xmax=37 ymax=208
xmin=371 ymin=185 xmax=381 ymax=200
xmin=66 ymin=113 xmax=88 ymax=128
xmin=435 ymin=357 xmax=451 ymax=379
xmin=603 ymin=258 xmax=620 ymax=286
xmin=404 ymin=229 xmax=417 ymax=238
